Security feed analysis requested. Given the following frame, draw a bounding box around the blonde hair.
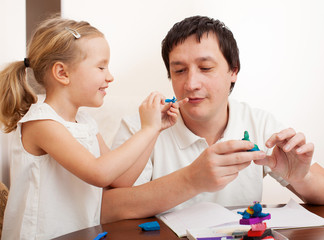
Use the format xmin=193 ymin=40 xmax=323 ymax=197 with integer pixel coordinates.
xmin=0 ymin=15 xmax=104 ymax=133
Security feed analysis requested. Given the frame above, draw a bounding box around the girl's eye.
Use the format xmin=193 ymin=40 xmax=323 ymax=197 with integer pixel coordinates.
xmin=99 ymin=67 xmax=105 ymax=70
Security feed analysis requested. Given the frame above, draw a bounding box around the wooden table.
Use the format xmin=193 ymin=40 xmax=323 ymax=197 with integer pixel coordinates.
xmin=52 ymin=204 xmax=324 ymax=240
xmin=274 ymin=204 xmax=324 ymax=240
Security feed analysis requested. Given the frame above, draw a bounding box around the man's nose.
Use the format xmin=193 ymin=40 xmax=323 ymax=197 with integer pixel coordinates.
xmin=184 ymin=69 xmax=201 ymax=91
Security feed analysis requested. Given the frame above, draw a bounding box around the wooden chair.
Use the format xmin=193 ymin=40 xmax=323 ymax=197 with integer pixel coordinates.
xmin=0 ymin=182 xmax=9 ymax=239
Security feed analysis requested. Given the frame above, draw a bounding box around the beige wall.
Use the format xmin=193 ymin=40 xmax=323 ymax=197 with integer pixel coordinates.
xmin=0 ymin=0 xmax=60 ymax=188
xmin=0 ymin=0 xmax=26 ymax=188
xmin=62 ymin=0 xmax=324 ymax=204
xmin=1 ymin=1 xmax=323 ymax=205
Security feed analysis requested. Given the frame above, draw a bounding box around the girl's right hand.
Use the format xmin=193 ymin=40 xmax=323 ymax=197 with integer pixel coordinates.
xmin=138 ymin=92 xmax=187 ymax=132
xmin=138 ymin=92 xmax=165 ymax=132
xmin=160 ymin=97 xmax=188 ymax=131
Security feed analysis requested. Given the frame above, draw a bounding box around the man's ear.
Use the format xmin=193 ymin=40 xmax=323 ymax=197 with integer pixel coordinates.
xmin=52 ymin=62 xmax=70 ymax=86
xmin=230 ymin=67 xmax=238 ymax=83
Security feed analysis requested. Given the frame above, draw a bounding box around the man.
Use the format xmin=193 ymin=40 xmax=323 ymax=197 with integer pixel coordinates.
xmin=100 ymin=16 xmax=324 ymax=223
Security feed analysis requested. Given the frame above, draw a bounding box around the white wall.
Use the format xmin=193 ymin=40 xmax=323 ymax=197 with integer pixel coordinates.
xmin=62 ymin=0 xmax=324 ymax=204
xmin=0 ymin=0 xmax=26 ymax=188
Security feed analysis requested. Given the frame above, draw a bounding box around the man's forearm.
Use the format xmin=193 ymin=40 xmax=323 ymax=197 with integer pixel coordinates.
xmin=100 ymin=166 xmax=199 ymax=223
xmin=289 ymin=163 xmax=324 ymax=204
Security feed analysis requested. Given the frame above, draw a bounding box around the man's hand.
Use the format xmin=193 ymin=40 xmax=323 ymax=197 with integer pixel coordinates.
xmin=254 ymin=128 xmax=314 ymax=184
xmin=186 ymin=140 xmax=266 ymax=193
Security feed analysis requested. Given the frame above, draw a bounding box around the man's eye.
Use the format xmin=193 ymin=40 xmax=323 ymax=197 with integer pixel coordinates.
xmin=201 ymin=67 xmax=212 ymax=71
xmin=174 ymin=69 xmax=185 ymax=74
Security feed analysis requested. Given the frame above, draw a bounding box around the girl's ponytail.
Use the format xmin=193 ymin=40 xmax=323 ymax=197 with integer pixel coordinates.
xmin=0 ymin=61 xmax=37 ymax=133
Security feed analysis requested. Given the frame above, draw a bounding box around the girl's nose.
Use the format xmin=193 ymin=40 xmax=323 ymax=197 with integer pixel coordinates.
xmin=106 ymin=70 xmax=114 ymax=83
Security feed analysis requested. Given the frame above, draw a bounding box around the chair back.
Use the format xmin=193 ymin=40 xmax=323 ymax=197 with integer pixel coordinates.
xmin=0 ymin=182 xmax=9 ymax=239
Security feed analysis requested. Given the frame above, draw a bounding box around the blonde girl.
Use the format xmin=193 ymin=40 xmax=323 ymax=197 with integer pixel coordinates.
xmin=0 ymin=16 xmax=186 ymax=240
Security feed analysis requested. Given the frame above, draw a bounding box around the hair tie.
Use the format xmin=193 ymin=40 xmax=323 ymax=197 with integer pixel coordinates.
xmin=24 ymin=58 xmax=30 ymax=68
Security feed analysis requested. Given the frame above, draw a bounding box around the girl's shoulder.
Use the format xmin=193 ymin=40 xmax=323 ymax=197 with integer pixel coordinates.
xmin=19 ymin=102 xmax=63 ymax=124
xmin=19 ymin=103 xmax=99 ymax=134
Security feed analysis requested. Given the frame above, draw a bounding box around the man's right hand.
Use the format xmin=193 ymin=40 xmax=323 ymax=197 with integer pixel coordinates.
xmin=185 ymin=140 xmax=266 ymax=193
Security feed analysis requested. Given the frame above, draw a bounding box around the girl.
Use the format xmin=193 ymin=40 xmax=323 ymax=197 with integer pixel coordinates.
xmin=0 ymin=16 xmax=187 ymax=239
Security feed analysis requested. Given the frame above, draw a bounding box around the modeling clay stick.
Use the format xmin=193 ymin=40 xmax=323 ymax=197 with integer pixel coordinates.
xmin=93 ymin=231 xmax=107 ymax=240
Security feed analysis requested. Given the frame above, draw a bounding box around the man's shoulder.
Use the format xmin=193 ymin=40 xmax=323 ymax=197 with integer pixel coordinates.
xmin=120 ymin=113 xmax=141 ymax=133
xmin=227 ymin=98 xmax=286 ymax=138
xmin=229 ymin=98 xmax=275 ymax=119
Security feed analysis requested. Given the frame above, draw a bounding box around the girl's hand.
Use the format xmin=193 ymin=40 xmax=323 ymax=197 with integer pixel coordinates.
xmin=160 ymin=97 xmax=188 ymax=131
xmin=138 ymin=92 xmax=166 ymax=132
xmin=139 ymin=92 xmax=188 ymax=132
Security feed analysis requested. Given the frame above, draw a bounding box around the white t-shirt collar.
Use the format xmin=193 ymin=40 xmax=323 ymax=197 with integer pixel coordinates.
xmin=172 ymin=99 xmax=238 ymax=149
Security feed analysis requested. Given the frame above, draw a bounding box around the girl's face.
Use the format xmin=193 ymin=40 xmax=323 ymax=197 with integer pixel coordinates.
xmin=68 ymin=37 xmax=113 ymax=108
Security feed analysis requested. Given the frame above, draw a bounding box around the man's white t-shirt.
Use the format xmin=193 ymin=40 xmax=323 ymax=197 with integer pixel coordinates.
xmin=112 ymin=98 xmax=288 ymax=212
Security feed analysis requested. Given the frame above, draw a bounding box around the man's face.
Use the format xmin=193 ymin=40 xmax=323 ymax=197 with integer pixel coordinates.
xmin=169 ymin=33 xmax=237 ymax=124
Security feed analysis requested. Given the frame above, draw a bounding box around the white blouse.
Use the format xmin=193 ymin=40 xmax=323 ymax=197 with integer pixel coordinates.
xmin=2 ymin=103 xmax=102 ymax=240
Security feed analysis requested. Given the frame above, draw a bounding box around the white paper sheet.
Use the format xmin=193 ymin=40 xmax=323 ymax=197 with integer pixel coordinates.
xmin=159 ymin=199 xmax=324 ymax=238
xmin=159 ymin=202 xmax=241 ymax=237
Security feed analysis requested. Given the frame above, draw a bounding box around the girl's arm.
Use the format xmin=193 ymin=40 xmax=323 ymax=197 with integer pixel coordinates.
xmin=108 ymin=133 xmax=158 ymax=187
xmin=22 ymin=119 xmax=160 ymax=188
xmin=97 ymin=133 xmax=110 ymax=156
xmin=22 ymin=93 xmax=185 ymax=188
xmin=109 ymin=98 xmax=188 ymax=187
xmin=96 ymin=131 xmax=158 ymax=187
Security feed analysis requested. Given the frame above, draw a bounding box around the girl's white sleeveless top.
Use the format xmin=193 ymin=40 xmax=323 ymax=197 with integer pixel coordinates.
xmin=2 ymin=103 xmax=102 ymax=240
